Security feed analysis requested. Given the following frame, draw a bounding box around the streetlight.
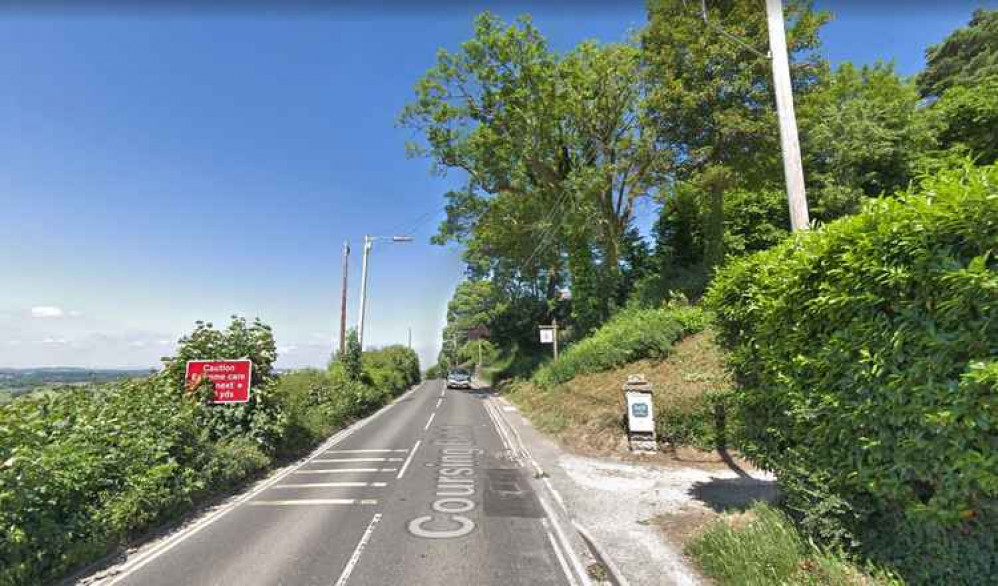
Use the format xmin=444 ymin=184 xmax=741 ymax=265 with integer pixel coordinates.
xmin=357 ymin=234 xmax=413 ymax=349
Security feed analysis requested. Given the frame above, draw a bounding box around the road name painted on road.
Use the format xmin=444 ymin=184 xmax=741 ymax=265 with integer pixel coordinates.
xmin=408 ymin=425 xmax=482 ymax=539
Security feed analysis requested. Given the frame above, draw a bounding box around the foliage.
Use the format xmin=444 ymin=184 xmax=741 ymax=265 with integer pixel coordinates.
xmin=337 ymin=328 xmax=364 ymax=382
xmin=916 ymin=8 xmax=998 ymax=98
xmin=800 ymin=62 xmax=937 ymax=220
xmin=688 ymin=503 xmax=903 ymax=586
xmin=642 ymin=0 xmax=828 ymax=184
xmin=161 ymin=316 xmax=286 ymax=453
xmin=0 ymin=319 xmax=420 ymax=586
xmin=706 ymin=162 xmax=998 ymax=583
xmin=361 ymin=345 xmax=421 ymax=397
xmin=402 ymin=12 xmax=665 ymax=336
xmin=930 ymin=74 xmax=998 ymax=165
xmin=532 ymin=303 xmax=706 ymax=387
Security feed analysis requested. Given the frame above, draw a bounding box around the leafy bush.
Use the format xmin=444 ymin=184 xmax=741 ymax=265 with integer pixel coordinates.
xmin=162 ymin=317 xmax=288 ymax=453
xmin=706 ymin=162 xmax=998 ymax=583
xmin=0 ymin=320 xmax=421 ymax=586
xmin=688 ymin=502 xmax=902 ymax=586
xmin=532 ymin=303 xmax=707 ymax=387
xmin=362 ymin=345 xmax=421 ymax=396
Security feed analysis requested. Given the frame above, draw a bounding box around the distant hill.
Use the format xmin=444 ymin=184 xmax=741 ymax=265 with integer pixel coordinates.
xmin=0 ymin=368 xmax=155 ymax=400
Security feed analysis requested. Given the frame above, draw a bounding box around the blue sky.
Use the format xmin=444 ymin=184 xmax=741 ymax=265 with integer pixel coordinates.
xmin=1 ymin=1 xmax=994 ymax=369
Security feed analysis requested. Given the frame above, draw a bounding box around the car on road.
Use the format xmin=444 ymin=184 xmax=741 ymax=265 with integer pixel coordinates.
xmin=446 ymin=368 xmax=472 ymax=389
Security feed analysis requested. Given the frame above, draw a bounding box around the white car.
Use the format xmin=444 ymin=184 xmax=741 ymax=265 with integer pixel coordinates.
xmin=446 ymin=368 xmax=472 ymax=389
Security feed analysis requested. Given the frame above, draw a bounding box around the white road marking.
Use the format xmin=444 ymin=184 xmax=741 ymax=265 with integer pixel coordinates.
xmin=436 ymin=398 xmax=443 ymax=408
xmin=248 ymin=499 xmax=378 ymax=506
xmin=311 ymin=457 xmax=404 ymax=463
xmin=440 ymin=388 xmax=445 ymax=397
xmin=294 ymin=468 xmax=397 ymax=474
xmin=543 ymin=518 xmax=579 ymax=586
xmin=396 ymin=439 xmax=422 ymax=479
xmin=99 ymin=382 xmax=425 ymax=586
xmin=325 ymin=449 xmax=408 ymax=454
xmin=334 ymin=513 xmax=382 ymax=586
xmin=423 ymin=411 xmax=436 ymax=431
xmin=273 ymin=482 xmax=388 ymax=488
xmin=485 ymin=396 xmax=591 ymax=586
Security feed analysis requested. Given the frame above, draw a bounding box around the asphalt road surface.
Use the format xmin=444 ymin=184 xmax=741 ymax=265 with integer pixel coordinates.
xmin=100 ymin=380 xmax=580 ymax=586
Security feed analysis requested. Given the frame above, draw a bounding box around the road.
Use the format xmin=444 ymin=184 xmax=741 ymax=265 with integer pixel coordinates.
xmin=99 ymin=380 xmax=582 ymax=586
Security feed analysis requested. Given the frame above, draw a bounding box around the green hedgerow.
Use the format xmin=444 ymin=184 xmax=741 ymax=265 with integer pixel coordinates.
xmin=706 ymin=161 xmax=998 ymax=584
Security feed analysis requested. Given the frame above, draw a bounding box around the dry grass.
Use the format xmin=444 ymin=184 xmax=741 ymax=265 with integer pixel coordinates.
xmin=506 ymin=330 xmax=737 ymax=465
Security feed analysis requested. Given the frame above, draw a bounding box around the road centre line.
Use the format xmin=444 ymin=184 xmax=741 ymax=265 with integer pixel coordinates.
xmin=295 ymin=468 xmax=397 ymax=474
xmin=249 ymin=499 xmax=378 ymax=507
xmin=334 ymin=513 xmax=382 ymax=586
xmin=100 ymin=382 xmax=425 ymax=585
xmin=396 ymin=440 xmax=422 ymax=479
xmin=423 ymin=411 xmax=436 ymax=431
xmin=436 ymin=398 xmax=443 ymax=408
xmin=273 ymin=482 xmax=388 ymax=488
xmin=312 ymin=457 xmax=404 ymax=463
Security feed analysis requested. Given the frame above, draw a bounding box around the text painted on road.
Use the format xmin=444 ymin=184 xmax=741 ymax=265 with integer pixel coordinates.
xmin=407 ymin=425 xmax=482 ymax=539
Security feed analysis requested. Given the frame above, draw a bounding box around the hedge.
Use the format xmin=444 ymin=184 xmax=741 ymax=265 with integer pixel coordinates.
xmin=0 ymin=336 xmax=420 ymax=586
xmin=706 ymin=162 xmax=998 ymax=584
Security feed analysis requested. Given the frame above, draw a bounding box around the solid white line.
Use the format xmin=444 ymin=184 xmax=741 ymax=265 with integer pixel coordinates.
xmin=248 ymin=499 xmax=378 ymax=506
xmin=488 ymin=396 xmax=590 ymax=586
xmin=325 ymin=449 xmax=408 ymax=454
xmin=294 ymin=468 xmax=397 ymax=474
xmin=396 ymin=440 xmax=421 ymax=479
xmin=334 ymin=513 xmax=382 ymax=586
xmin=311 ymin=457 xmax=404 ymax=463
xmin=273 ymin=482 xmax=388 ymax=488
xmin=543 ymin=518 xmax=579 ymax=586
xmin=101 ymin=381 xmax=425 ymax=586
xmin=423 ymin=412 xmax=436 ymax=431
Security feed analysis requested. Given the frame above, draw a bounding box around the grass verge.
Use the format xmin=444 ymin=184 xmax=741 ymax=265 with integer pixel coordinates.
xmin=688 ymin=502 xmax=903 ymax=586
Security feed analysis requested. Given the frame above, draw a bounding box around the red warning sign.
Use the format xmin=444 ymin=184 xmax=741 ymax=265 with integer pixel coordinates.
xmin=184 ymin=359 xmax=253 ymax=403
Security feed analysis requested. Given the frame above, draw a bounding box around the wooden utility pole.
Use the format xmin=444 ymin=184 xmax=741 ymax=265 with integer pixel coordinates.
xmin=338 ymin=241 xmax=350 ymax=356
xmin=765 ymin=0 xmax=810 ymax=231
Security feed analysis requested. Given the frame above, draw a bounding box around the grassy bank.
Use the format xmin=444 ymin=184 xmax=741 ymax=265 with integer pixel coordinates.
xmin=505 ymin=307 xmax=729 ymax=454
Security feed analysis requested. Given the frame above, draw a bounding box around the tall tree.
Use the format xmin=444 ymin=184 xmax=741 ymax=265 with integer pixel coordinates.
xmin=642 ymin=0 xmax=828 ymax=186
xmin=799 ymin=61 xmax=937 ymax=219
xmin=401 ymin=13 xmax=666 ymax=325
xmin=917 ymin=8 xmax=998 ymax=98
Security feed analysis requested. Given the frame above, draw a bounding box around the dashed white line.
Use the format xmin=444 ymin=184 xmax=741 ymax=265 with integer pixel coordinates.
xmin=423 ymin=411 xmax=436 ymax=431
xmin=248 ymin=499 xmax=378 ymax=506
xmin=396 ymin=440 xmax=421 ymax=479
xmin=435 ymin=398 xmax=443 ymax=408
xmin=294 ymin=468 xmax=397 ymax=474
xmin=334 ymin=513 xmax=382 ymax=586
xmin=273 ymin=482 xmax=388 ymax=488
xmin=311 ymin=457 xmax=404 ymax=463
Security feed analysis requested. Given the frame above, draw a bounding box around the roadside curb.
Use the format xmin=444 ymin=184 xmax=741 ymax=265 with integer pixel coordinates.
xmin=487 ymin=393 xmax=630 ymax=586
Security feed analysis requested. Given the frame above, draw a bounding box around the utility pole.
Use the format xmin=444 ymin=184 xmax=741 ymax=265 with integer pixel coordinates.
xmin=339 ymin=241 xmax=350 ymax=356
xmin=407 ymin=327 xmax=412 ymax=349
xmin=765 ymin=0 xmax=810 ymax=231
xmin=357 ymin=234 xmax=413 ymax=349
